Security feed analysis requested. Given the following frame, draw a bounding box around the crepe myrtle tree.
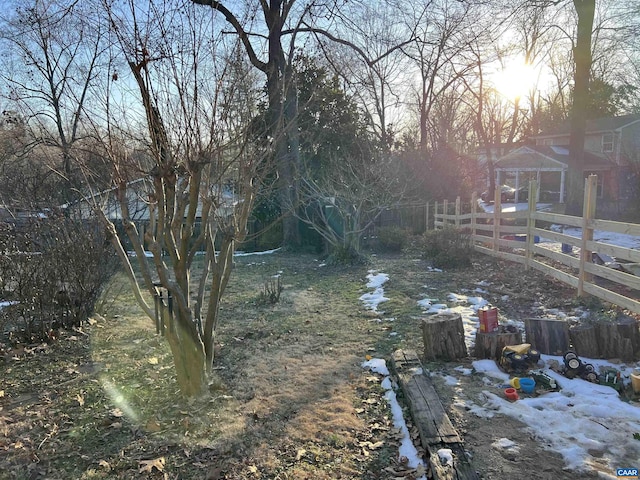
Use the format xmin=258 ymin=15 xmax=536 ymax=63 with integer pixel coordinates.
xmin=93 ymin=3 xmax=265 ymax=397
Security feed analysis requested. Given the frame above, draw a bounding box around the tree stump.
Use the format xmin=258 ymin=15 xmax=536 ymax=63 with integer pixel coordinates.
xmin=569 ymin=324 xmax=600 ymax=358
xmin=596 ymin=317 xmax=640 ymax=361
xmin=524 ymin=318 xmax=570 ymax=355
xmin=474 ymin=329 xmax=522 ymax=359
xmin=422 ymin=312 xmax=467 ymax=361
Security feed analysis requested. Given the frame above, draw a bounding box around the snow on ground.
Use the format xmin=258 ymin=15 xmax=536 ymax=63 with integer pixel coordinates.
xmin=479 ymin=201 xmax=552 ymax=214
xmin=362 ymin=358 xmax=427 ymax=480
xmin=471 ymin=358 xmax=640 ymax=473
xmin=479 ymin=201 xmax=640 ymax=252
xmin=233 ymin=247 xmax=282 ymax=257
xmin=415 ymin=289 xmax=523 ymax=351
xmin=371 ymin=260 xmax=640 ymax=476
xmin=359 ymin=270 xmax=390 ymax=312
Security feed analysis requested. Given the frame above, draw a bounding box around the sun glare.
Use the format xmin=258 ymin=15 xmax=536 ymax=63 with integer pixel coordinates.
xmin=493 ymin=60 xmax=537 ymax=101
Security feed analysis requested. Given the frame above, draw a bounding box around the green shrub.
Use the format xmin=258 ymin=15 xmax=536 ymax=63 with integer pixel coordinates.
xmin=376 ymin=226 xmax=408 ymax=252
xmin=421 ymin=227 xmax=473 ymax=269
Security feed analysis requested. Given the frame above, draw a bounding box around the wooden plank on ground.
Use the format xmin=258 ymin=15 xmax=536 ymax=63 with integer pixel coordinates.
xmin=390 ymin=349 xmax=480 ymax=480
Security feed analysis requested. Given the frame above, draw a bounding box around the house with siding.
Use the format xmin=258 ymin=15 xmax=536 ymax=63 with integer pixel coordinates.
xmin=493 ymin=114 xmax=640 ymax=212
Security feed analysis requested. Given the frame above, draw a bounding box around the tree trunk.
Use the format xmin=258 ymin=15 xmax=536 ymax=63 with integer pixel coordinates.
xmin=566 ymin=0 xmax=596 ymax=215
xmin=569 ymin=323 xmax=600 ymax=358
xmin=524 ymin=318 xmax=570 ymax=355
xmin=596 ymin=317 xmax=640 ymax=361
xmin=422 ymin=312 xmax=467 ymax=361
xmin=165 ymin=310 xmax=207 ymax=397
xmin=474 ymin=330 xmax=522 ymax=359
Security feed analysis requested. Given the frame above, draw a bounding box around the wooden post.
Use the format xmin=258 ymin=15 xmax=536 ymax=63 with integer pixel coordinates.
xmin=434 ymin=201 xmax=439 ymax=230
xmin=493 ymin=186 xmax=501 ymax=253
xmin=422 ymin=312 xmax=468 ymax=361
xmin=470 ymin=192 xmax=477 ymax=244
xmin=525 ymin=180 xmax=537 ymax=269
xmin=443 ymin=199 xmax=449 ymax=228
xmin=578 ymin=175 xmax=597 ymax=297
xmin=455 ymin=196 xmax=461 ymax=227
xmin=425 ymin=201 xmax=430 ymax=232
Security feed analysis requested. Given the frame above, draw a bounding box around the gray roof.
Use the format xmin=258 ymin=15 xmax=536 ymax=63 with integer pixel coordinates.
xmin=495 ymin=145 xmax=614 ymax=172
xmin=532 ymin=114 xmax=640 ymax=138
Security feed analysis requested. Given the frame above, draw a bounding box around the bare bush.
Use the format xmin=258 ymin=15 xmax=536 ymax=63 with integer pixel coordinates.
xmin=0 ymin=213 xmax=118 ymax=343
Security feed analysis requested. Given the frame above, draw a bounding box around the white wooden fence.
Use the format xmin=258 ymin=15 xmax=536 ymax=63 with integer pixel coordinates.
xmin=433 ymin=176 xmax=640 ymax=315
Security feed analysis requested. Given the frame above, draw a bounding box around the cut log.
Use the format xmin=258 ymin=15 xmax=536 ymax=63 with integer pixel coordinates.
xmin=422 ymin=312 xmax=468 ymax=361
xmin=473 ymin=330 xmax=522 ymax=359
xmin=524 ymin=318 xmax=570 ymax=355
xmin=596 ymin=317 xmax=640 ymax=361
xmin=391 ymin=350 xmax=479 ymax=480
xmin=569 ymin=324 xmax=600 ymax=358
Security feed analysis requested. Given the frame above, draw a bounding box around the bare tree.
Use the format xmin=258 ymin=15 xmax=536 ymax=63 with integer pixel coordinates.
xmin=297 ymin=153 xmax=401 ymax=261
xmin=87 ymin=1 xmax=265 ymax=396
xmin=0 ymin=0 xmax=107 ymax=200
xmin=400 ymin=0 xmax=478 ymax=155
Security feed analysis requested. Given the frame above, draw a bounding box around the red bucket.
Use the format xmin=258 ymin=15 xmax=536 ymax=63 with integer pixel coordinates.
xmin=504 ymin=388 xmax=519 ymax=401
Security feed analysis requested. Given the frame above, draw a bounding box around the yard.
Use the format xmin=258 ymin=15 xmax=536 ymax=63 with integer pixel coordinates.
xmin=1 ymin=248 xmax=638 ymax=479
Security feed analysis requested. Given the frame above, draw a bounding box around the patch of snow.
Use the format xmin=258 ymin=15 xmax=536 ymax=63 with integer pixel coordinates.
xmin=417 ymin=298 xmax=432 ymax=309
xmin=360 ymin=271 xmax=390 ymax=312
xmin=234 ymin=248 xmax=281 ymax=256
xmin=437 ymin=448 xmax=453 ymax=466
xmin=365 ymin=270 xmax=389 ymax=289
xmin=491 ymin=438 xmax=520 ymax=453
xmin=427 ymin=303 xmax=449 ymax=313
xmin=361 ymin=358 xmax=389 ymax=376
xmin=360 ymin=288 xmax=389 ymax=312
xmin=443 ymin=375 xmax=459 ymax=386
xmin=362 ymin=359 xmax=427 ymax=479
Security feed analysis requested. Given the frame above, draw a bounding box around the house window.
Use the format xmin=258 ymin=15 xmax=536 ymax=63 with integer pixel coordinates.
xmin=602 ymin=133 xmax=614 ymax=153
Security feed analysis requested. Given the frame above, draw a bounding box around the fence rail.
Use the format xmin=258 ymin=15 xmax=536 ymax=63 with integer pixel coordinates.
xmin=433 ymin=176 xmax=640 ymax=315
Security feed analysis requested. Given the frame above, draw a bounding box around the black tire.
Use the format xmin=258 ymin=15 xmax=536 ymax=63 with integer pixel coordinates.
xmin=511 ymin=354 xmax=528 ymax=371
xmin=585 ymin=372 xmax=598 ymax=383
xmin=567 ymin=358 xmax=581 ymax=370
xmin=528 ymin=349 xmax=541 ymax=364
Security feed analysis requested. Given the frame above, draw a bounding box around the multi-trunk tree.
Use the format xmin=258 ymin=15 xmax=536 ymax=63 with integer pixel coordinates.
xmin=93 ymin=2 xmax=265 ymax=396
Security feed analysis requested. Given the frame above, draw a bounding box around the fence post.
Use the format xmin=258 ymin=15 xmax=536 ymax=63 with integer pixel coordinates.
xmin=493 ymin=186 xmax=501 ymax=253
xmin=578 ymin=175 xmax=598 ymax=297
xmin=525 ymin=180 xmax=538 ymax=269
xmin=443 ymin=199 xmax=449 ymax=228
xmin=455 ymin=197 xmax=461 ymax=227
xmin=425 ymin=202 xmax=430 ymax=232
xmin=470 ymin=192 xmax=477 ymax=245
